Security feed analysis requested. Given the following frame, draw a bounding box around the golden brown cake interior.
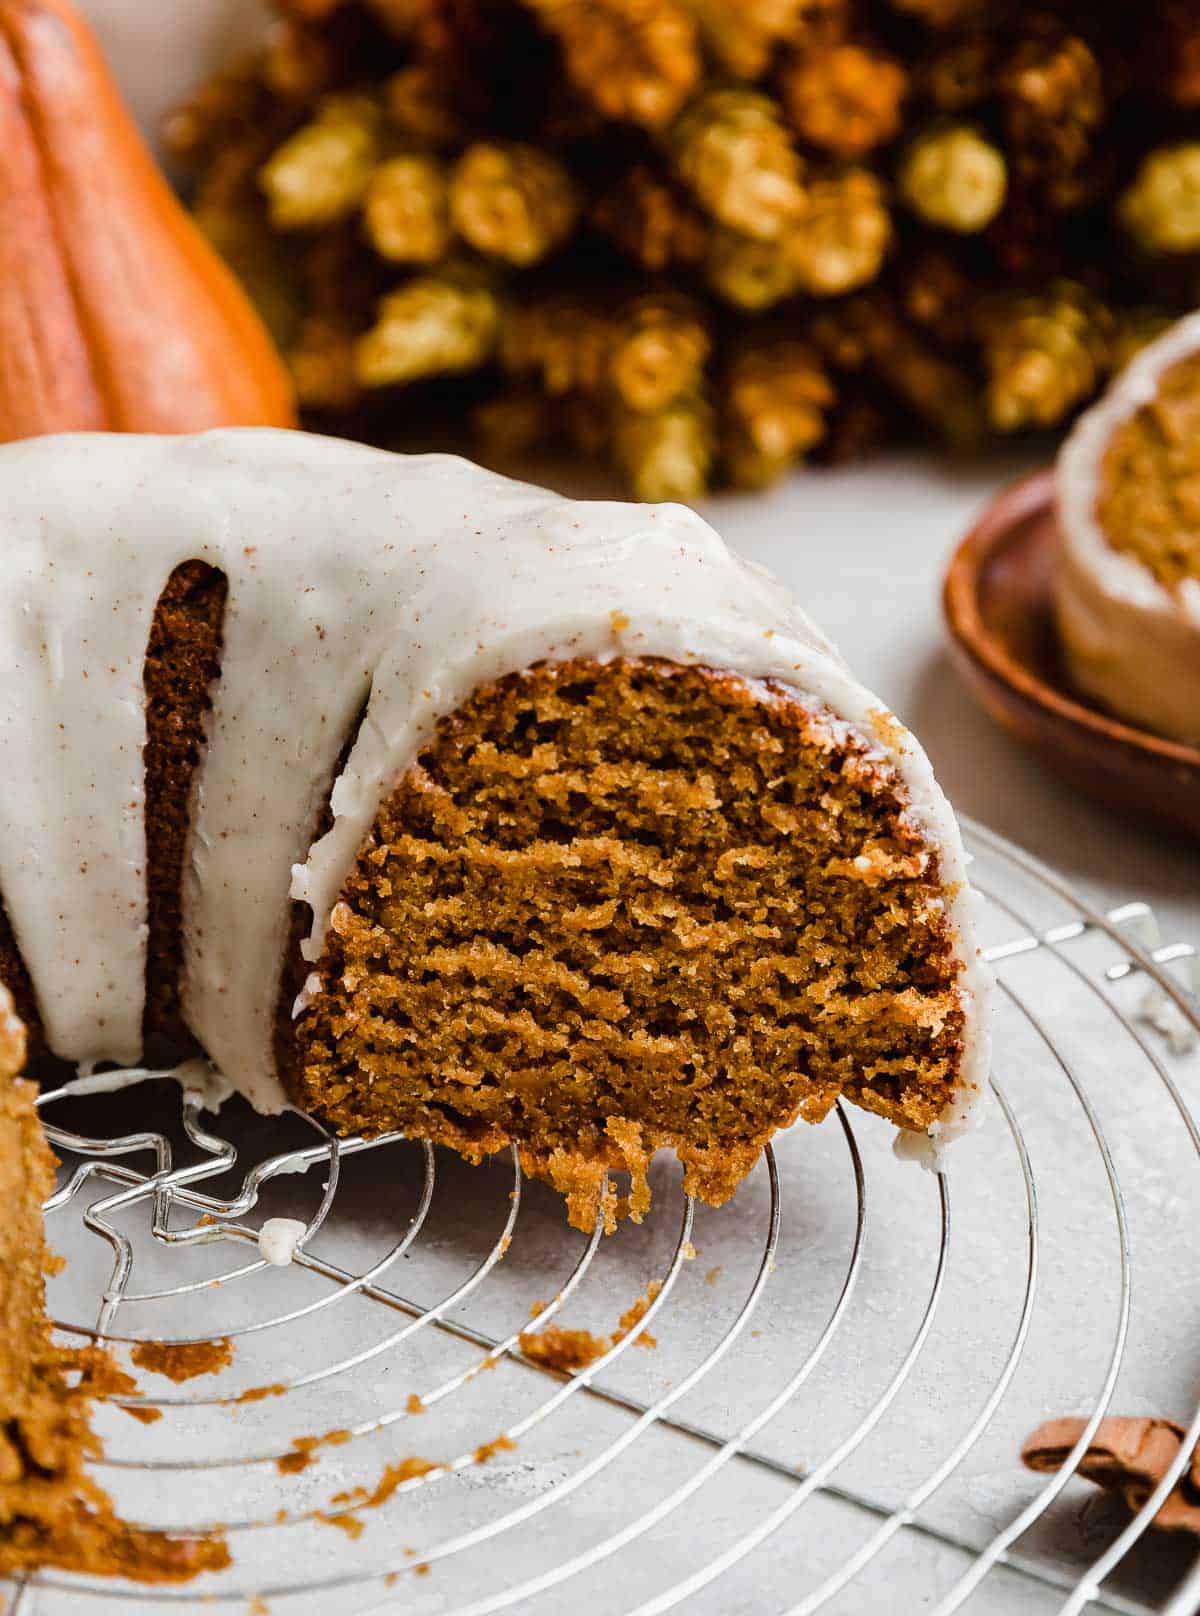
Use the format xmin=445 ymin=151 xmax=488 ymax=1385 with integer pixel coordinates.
xmin=1097 ymin=351 xmax=1200 ymax=591
xmin=281 ymin=658 xmax=965 ymax=1229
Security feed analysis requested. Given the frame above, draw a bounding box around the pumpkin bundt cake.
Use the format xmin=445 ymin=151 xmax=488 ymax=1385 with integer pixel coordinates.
xmin=1057 ymin=312 xmax=1200 ymax=746
xmin=0 ymin=430 xmax=989 ymax=1226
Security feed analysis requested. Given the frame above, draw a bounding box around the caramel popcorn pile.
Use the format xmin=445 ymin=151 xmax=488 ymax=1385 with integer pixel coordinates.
xmin=175 ymin=0 xmax=1200 ymax=498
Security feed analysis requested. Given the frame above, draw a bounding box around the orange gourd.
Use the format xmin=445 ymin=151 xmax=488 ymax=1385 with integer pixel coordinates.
xmin=0 ymin=0 xmax=295 ymax=439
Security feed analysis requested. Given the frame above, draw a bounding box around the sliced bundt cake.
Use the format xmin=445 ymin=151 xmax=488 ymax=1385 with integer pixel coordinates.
xmin=0 ymin=430 xmax=989 ymax=1224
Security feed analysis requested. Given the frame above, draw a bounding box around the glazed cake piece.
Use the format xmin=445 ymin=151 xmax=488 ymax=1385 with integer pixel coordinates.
xmin=1057 ymin=313 xmax=1200 ymax=745
xmin=0 ymin=431 xmax=989 ymax=1225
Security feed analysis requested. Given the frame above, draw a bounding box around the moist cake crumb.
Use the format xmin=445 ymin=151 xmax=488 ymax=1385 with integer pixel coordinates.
xmin=614 ymin=1281 xmax=663 ymax=1348
xmin=285 ymin=658 xmax=965 ymax=1229
xmin=130 ymin=1337 xmax=234 ymax=1383
xmin=518 ymin=1323 xmax=610 ymax=1374
xmin=1096 ymin=351 xmax=1200 ymax=591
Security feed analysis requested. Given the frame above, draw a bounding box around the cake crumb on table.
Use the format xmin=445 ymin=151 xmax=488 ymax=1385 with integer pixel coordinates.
xmin=614 ymin=1281 xmax=664 ymax=1349
xmin=519 ymin=1278 xmax=667 ymax=1371
xmin=474 ymin=1433 xmax=517 ymax=1464
xmin=518 ymin=1323 xmax=609 ymax=1374
xmin=276 ymin=1426 xmax=353 ymax=1474
xmin=131 ymin=1336 xmax=234 ymax=1383
xmin=316 ymin=1509 xmax=364 ymax=1539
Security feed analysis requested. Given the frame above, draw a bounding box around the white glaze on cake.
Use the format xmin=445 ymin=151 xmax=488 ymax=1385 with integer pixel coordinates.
xmin=257 ymin=1217 xmax=307 ymax=1266
xmin=0 ymin=429 xmax=990 ymax=1147
xmin=1057 ymin=314 xmax=1200 ymax=745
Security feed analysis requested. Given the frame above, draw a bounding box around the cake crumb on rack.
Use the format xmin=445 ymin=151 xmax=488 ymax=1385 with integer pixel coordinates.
xmin=475 ymin=1433 xmax=517 ymax=1464
xmin=614 ymin=1281 xmax=664 ymax=1349
xmin=518 ymin=1323 xmax=609 ymax=1373
xmin=276 ymin=1426 xmax=352 ymax=1474
xmin=519 ymin=1278 xmax=666 ymax=1371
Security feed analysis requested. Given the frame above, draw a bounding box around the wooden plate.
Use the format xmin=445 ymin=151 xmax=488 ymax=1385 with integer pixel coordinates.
xmin=943 ymin=469 xmax=1200 ymax=838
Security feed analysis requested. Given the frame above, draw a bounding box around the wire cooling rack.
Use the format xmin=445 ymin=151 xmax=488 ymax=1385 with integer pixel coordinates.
xmin=4 ymin=817 xmax=1200 ymax=1616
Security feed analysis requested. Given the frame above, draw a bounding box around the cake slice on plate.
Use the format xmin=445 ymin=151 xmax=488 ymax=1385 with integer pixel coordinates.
xmin=1057 ymin=313 xmax=1200 ymax=746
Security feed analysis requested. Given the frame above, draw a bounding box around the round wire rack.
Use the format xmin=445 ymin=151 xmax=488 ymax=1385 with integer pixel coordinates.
xmin=5 ymin=816 xmax=1200 ymax=1616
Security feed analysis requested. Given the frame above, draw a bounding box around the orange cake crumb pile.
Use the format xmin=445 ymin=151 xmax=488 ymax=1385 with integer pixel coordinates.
xmin=518 ymin=1280 xmax=666 ymax=1372
xmin=285 ymin=658 xmax=966 ymax=1228
xmin=614 ymin=1281 xmax=663 ymax=1349
xmin=518 ymin=1324 xmax=610 ymax=1375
